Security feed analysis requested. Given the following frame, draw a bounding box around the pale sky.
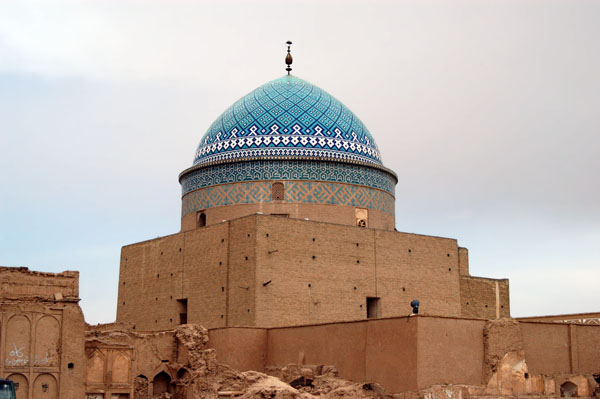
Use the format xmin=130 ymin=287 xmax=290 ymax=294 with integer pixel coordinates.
xmin=0 ymin=1 xmax=598 ymax=324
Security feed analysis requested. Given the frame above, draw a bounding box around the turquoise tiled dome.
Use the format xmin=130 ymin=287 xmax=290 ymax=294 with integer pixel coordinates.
xmin=193 ymin=75 xmax=382 ymax=166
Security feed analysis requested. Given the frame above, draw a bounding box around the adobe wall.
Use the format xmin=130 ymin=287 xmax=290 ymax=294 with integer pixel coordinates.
xmin=520 ymin=322 xmax=571 ymax=374
xmin=576 ymin=324 xmax=600 ymax=372
xmin=520 ymin=321 xmax=600 ymax=375
xmin=266 ymin=320 xmax=375 ymax=385
xmin=364 ymin=318 xmax=418 ymax=392
xmin=0 ymin=267 xmax=79 ymax=299
xmin=209 ymin=316 xmax=600 ymax=394
xmin=181 ymin=201 xmax=395 ymax=232
xmin=85 ymin=325 xmax=179 ymax=398
xmin=0 ymin=267 xmax=85 ymax=399
xmin=117 ymin=218 xmax=258 ymax=331
xmin=209 ymin=316 xmax=486 ymax=393
xmin=208 ymin=328 xmax=267 ymax=372
xmin=460 ymin=276 xmax=510 ymax=319
xmin=253 ymin=216 xmax=465 ymax=327
xmin=118 ymin=214 xmax=509 ymax=330
xmin=416 ymin=316 xmax=486 ymax=388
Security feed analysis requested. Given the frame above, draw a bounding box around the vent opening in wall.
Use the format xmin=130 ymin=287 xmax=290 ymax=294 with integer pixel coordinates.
xmin=271 ymin=213 xmax=289 ymax=218
xmin=272 ymin=182 xmax=285 ymax=201
xmin=366 ymin=297 xmax=380 ymax=319
xmin=197 ymin=211 xmax=206 ymax=228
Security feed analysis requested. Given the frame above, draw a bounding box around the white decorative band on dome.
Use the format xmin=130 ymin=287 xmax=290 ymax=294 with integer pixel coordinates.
xmin=196 ymin=134 xmax=380 ymax=158
xmin=193 ymin=146 xmax=380 ymax=167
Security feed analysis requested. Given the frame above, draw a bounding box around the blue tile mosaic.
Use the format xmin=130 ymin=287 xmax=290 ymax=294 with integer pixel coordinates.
xmin=180 ymin=160 xmax=396 ymax=196
xmin=181 ymin=181 xmax=395 ymax=217
xmin=193 ymin=75 xmax=382 ymax=166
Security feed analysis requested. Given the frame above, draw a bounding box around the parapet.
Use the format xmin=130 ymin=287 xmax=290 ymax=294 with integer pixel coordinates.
xmin=0 ymin=266 xmax=80 ymax=301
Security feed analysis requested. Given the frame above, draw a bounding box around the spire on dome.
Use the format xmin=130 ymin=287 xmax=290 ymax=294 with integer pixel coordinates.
xmin=285 ymin=41 xmax=293 ymax=75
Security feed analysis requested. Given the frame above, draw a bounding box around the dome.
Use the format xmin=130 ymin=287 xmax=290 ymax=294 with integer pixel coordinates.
xmin=193 ymin=75 xmax=382 ymax=167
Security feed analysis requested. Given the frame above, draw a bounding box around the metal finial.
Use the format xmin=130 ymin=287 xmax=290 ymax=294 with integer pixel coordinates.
xmin=285 ymin=41 xmax=293 ymax=75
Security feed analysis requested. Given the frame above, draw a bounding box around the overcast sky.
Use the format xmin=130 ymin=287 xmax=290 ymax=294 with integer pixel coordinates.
xmin=1 ymin=0 xmax=598 ymax=324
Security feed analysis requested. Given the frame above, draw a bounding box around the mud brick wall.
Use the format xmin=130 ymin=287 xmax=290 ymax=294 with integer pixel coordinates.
xmin=0 ymin=267 xmax=85 ymax=399
xmin=460 ymin=276 xmax=510 ymax=319
xmin=0 ymin=267 xmax=79 ymax=299
xmin=254 ymin=216 xmax=464 ymax=327
xmin=118 ymin=214 xmax=509 ymax=330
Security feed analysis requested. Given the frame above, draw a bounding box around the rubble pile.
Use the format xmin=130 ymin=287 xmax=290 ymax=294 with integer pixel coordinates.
xmin=168 ymin=325 xmax=392 ymax=398
xmin=86 ymin=323 xmax=599 ymax=399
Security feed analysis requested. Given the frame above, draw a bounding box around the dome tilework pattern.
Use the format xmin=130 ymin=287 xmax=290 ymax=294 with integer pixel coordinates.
xmin=181 ymin=160 xmax=396 ymax=196
xmin=194 ymin=75 xmax=381 ymax=166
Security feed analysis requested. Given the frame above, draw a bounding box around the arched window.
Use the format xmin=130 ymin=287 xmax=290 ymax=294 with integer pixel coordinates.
xmin=197 ymin=211 xmax=206 ymax=227
xmin=272 ymin=182 xmax=285 ymax=201
xmin=355 ymin=208 xmax=368 ymax=227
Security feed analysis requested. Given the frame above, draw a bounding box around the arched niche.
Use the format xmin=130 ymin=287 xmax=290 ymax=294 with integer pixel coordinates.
xmin=86 ymin=350 xmax=106 ymax=384
xmin=32 ymin=373 xmax=58 ymax=399
xmin=152 ymin=371 xmax=173 ymax=395
xmin=176 ymin=367 xmax=190 ymax=381
xmin=133 ymin=375 xmax=149 ymax=399
xmin=561 ymin=381 xmax=578 ymax=397
xmin=6 ymin=315 xmax=31 ymax=368
xmin=175 ymin=368 xmax=191 ymax=398
xmin=7 ymin=373 xmax=28 ymax=399
xmin=111 ymin=351 xmax=131 ymax=384
xmin=34 ymin=315 xmax=60 ymax=367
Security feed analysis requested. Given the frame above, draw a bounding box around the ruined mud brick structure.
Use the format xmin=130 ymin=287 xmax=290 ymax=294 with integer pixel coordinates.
xmin=0 ymin=267 xmax=85 ymax=398
xmin=116 ymin=74 xmax=509 ymax=331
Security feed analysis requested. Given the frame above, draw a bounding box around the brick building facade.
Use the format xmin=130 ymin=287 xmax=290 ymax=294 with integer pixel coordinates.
xmin=117 ymin=73 xmax=509 ymax=331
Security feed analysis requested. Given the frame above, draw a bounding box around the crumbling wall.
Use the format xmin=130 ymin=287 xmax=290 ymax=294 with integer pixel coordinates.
xmin=482 ymin=318 xmax=600 ymax=398
xmin=83 ymin=317 xmax=600 ymax=398
xmin=483 ymin=318 xmax=524 ymax=381
xmin=85 ymin=323 xmax=177 ymax=397
xmin=0 ymin=266 xmax=79 ymax=299
xmin=0 ymin=267 xmax=86 ymax=399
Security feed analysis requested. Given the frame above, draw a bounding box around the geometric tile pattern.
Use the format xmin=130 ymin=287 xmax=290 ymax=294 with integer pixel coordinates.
xmin=181 ymin=181 xmax=395 ymax=217
xmin=193 ymin=75 xmax=382 ymax=167
xmin=180 ymin=160 xmax=396 ymax=196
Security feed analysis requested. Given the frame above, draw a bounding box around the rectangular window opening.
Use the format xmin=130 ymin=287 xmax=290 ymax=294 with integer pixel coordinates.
xmin=366 ymin=297 xmax=380 ymax=319
xmin=270 ymin=213 xmax=289 ymax=218
xmin=177 ymin=298 xmax=188 ymax=324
